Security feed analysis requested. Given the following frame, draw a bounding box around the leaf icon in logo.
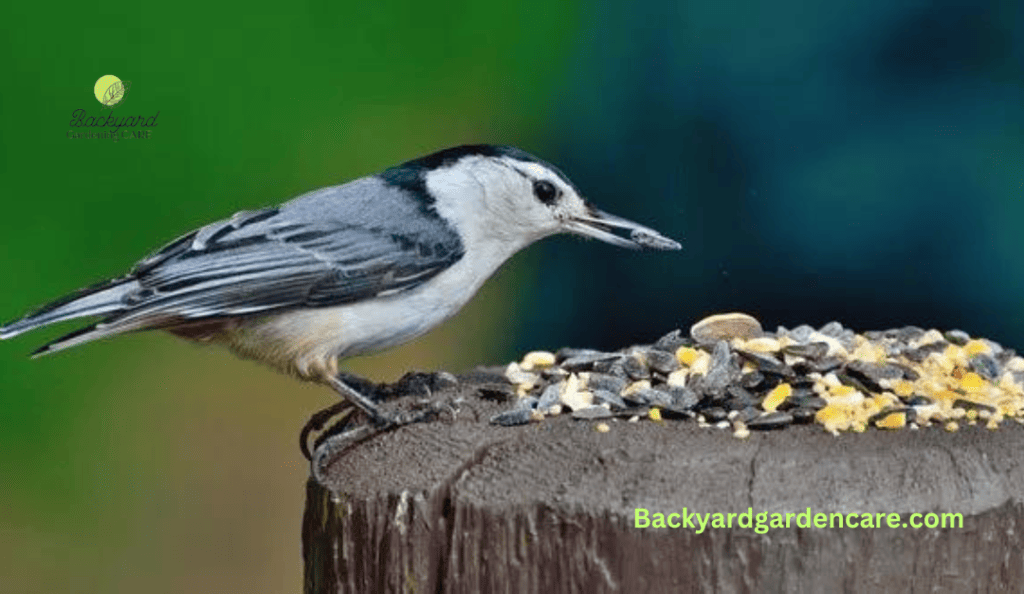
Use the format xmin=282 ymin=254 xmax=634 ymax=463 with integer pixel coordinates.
xmin=101 ymin=82 xmax=122 ymax=106
xmin=101 ymin=80 xmax=132 ymax=109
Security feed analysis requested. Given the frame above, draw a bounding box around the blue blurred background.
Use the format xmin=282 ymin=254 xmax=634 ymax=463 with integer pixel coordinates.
xmin=1 ymin=0 xmax=1021 ymax=591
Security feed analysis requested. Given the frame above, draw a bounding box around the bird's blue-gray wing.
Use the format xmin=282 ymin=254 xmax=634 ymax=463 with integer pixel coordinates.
xmin=123 ymin=189 xmax=464 ymax=320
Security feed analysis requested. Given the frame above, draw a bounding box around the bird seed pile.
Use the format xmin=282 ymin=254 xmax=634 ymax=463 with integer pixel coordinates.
xmin=488 ymin=313 xmax=1024 ymax=437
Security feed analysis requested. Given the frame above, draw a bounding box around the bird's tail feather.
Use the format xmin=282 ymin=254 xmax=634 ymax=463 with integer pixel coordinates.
xmin=28 ymin=317 xmax=153 ymax=357
xmin=0 ymin=278 xmax=140 ymax=348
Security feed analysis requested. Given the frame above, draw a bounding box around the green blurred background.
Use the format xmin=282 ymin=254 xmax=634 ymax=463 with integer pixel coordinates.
xmin=1 ymin=0 xmax=1021 ymax=592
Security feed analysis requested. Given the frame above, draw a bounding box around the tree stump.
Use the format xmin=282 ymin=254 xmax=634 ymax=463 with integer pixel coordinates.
xmin=303 ymin=369 xmax=1024 ymax=593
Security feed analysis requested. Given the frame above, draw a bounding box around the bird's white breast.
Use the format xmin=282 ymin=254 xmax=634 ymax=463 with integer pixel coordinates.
xmin=220 ymin=239 xmax=517 ymax=381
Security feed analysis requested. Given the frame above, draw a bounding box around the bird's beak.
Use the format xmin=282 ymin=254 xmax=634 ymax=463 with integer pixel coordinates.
xmin=566 ymin=208 xmax=682 ymax=250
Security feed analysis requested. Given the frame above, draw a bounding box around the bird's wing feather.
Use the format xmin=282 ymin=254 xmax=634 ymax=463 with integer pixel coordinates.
xmin=121 ymin=184 xmax=464 ymax=320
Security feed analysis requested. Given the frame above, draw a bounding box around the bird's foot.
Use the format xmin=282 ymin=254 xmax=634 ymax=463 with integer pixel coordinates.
xmin=299 ymin=400 xmax=355 ymax=461
xmin=304 ymin=373 xmax=461 ymax=468
xmin=308 ymin=396 xmax=460 ymax=484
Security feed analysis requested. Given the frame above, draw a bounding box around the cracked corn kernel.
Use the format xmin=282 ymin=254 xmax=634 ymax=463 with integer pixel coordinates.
xmin=815 ymin=405 xmax=847 ymax=434
xmin=861 ymin=398 xmax=883 ymax=417
xmin=893 ymin=380 xmax=915 ymax=397
xmin=831 ymin=385 xmax=856 ymax=397
xmin=945 ymin=420 xmax=959 ymax=432
xmin=762 ymin=383 xmax=792 ymax=412
xmin=963 ymin=339 xmax=991 ymax=356
xmin=649 ymin=408 xmax=663 ymax=422
xmin=876 ymin=411 xmax=907 ymax=429
xmin=675 ymin=346 xmax=699 ymax=366
xmin=960 ymin=372 xmax=985 ymax=393
xmin=596 ymin=422 xmax=610 ymax=433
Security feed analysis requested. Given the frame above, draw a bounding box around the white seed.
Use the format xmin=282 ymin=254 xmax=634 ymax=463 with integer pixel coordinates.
xmin=560 ymin=388 xmax=594 ymax=412
xmin=666 ymin=368 xmax=689 ymax=387
xmin=505 ymin=362 xmax=539 ymax=386
xmin=622 ymin=380 xmax=652 ymax=396
xmin=521 ymin=350 xmax=556 ymax=371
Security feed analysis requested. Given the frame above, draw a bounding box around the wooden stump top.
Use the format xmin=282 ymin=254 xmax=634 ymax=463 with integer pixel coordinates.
xmin=305 ymin=369 xmax=1024 ymax=593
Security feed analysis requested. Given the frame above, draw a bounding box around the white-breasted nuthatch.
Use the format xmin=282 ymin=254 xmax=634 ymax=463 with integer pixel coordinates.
xmin=1 ymin=145 xmax=680 ymax=429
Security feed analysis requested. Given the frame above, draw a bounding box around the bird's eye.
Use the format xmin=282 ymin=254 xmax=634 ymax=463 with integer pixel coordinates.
xmin=533 ymin=180 xmax=559 ymax=205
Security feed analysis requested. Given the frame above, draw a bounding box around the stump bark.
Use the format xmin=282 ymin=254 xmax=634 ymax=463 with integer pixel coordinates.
xmin=303 ymin=369 xmax=1024 ymax=593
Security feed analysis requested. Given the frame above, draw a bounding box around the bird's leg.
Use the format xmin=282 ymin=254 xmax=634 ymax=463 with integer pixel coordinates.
xmin=328 ymin=375 xmax=393 ymax=427
xmin=304 ymin=376 xmax=391 ymax=468
xmin=327 ymin=373 xmax=456 ymax=428
xmin=310 ymin=388 xmax=460 ymax=482
xmin=308 ymin=374 xmax=460 ymax=473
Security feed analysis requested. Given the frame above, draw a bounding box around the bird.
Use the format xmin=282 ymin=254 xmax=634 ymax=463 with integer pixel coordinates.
xmin=1 ymin=144 xmax=680 ymax=435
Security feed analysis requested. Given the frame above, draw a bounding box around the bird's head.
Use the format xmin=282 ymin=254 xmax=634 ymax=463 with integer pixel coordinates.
xmin=385 ymin=144 xmax=682 ymax=254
